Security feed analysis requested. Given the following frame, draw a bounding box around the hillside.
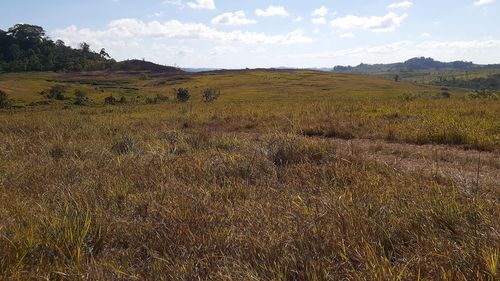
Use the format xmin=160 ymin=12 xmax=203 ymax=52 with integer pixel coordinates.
xmin=332 ymin=57 xmax=494 ymax=74
xmin=0 ymin=24 xmax=181 ymax=74
xmin=110 ymin=59 xmax=183 ymax=74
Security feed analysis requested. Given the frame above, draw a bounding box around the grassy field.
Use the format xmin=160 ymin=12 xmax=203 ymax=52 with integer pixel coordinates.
xmin=0 ymin=70 xmax=499 ymax=280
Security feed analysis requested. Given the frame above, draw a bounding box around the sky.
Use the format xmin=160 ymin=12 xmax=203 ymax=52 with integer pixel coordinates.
xmin=1 ymin=0 xmax=499 ymax=68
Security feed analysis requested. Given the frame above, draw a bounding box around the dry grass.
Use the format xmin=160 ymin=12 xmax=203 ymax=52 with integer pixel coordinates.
xmin=0 ymin=70 xmax=499 ymax=280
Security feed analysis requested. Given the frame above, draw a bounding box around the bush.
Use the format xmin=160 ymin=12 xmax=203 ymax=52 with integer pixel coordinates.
xmin=202 ymin=88 xmax=221 ymax=103
xmin=145 ymin=94 xmax=168 ymax=104
xmin=119 ymin=96 xmax=127 ymax=104
xmin=43 ymin=85 xmax=66 ymax=100
xmin=74 ymin=89 xmax=89 ymax=106
xmin=175 ymin=88 xmax=190 ymax=103
xmin=0 ymin=90 xmax=10 ymax=108
xmin=435 ymin=91 xmax=451 ymax=99
xmin=104 ymin=95 xmax=117 ymax=105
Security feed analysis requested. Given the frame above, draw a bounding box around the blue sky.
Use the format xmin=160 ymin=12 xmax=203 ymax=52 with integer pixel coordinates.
xmin=1 ymin=0 xmax=499 ymax=68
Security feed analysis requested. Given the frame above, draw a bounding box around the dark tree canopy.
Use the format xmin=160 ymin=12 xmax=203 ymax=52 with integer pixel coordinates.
xmin=0 ymin=24 xmax=114 ymax=72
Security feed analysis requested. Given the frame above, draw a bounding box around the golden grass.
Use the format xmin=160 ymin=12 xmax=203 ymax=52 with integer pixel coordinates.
xmin=0 ymin=70 xmax=499 ymax=280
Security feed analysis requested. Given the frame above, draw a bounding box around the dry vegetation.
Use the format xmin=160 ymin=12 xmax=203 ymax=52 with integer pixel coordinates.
xmin=0 ymin=70 xmax=499 ymax=280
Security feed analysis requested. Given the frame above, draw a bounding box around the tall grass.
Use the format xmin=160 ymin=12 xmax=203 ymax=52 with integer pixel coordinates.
xmin=0 ymin=70 xmax=498 ymax=279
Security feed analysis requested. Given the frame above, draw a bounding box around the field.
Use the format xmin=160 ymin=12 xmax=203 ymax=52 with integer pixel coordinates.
xmin=0 ymin=70 xmax=499 ymax=280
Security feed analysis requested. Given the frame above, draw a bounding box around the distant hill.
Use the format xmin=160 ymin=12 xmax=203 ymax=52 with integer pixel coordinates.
xmin=333 ymin=57 xmax=498 ymax=74
xmin=110 ymin=59 xmax=182 ymax=73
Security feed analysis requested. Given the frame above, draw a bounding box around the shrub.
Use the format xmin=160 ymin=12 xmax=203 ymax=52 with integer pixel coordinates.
xmin=400 ymin=92 xmax=425 ymax=101
xmin=0 ymin=90 xmax=10 ymax=108
xmin=145 ymin=94 xmax=168 ymax=104
xmin=119 ymin=96 xmax=127 ymax=104
xmin=435 ymin=91 xmax=451 ymax=99
xmin=202 ymin=88 xmax=221 ymax=103
xmin=74 ymin=89 xmax=89 ymax=106
xmin=44 ymin=85 xmax=66 ymax=100
xmin=104 ymin=95 xmax=117 ymax=105
xmin=175 ymin=88 xmax=190 ymax=103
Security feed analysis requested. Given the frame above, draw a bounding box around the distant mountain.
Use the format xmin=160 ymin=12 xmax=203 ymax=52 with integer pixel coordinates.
xmin=332 ymin=57 xmax=492 ymax=74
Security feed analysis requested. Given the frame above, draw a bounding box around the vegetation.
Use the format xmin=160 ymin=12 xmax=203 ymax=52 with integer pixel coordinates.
xmin=74 ymin=89 xmax=89 ymax=105
xmin=104 ymin=95 xmax=117 ymax=105
xmin=0 ymin=89 xmax=10 ymax=108
xmin=202 ymin=87 xmax=221 ymax=103
xmin=145 ymin=93 xmax=169 ymax=104
xmin=0 ymin=70 xmax=498 ymax=280
xmin=468 ymin=89 xmax=500 ymax=100
xmin=41 ymin=85 xmax=66 ymax=100
xmin=434 ymin=73 xmax=500 ymax=90
xmin=0 ymin=24 xmax=113 ymax=72
xmin=333 ymin=57 xmax=478 ymax=74
xmin=175 ymin=87 xmax=190 ymax=102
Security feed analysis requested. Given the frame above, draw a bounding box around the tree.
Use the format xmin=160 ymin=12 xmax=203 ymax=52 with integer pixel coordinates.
xmin=7 ymin=24 xmax=45 ymax=47
xmin=99 ymin=48 xmax=110 ymax=59
xmin=79 ymin=42 xmax=90 ymax=53
xmin=175 ymin=88 xmax=190 ymax=102
xmin=0 ymin=24 xmax=113 ymax=72
xmin=394 ymin=74 xmax=400 ymax=82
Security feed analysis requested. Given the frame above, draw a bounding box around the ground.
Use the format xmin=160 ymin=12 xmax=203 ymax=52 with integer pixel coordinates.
xmin=0 ymin=70 xmax=498 ymax=280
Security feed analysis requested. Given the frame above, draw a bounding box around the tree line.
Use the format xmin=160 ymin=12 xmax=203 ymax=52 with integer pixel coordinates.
xmin=0 ymin=24 xmax=114 ymax=72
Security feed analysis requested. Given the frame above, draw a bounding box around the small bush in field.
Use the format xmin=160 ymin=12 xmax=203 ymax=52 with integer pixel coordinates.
xmin=104 ymin=95 xmax=117 ymax=105
xmin=74 ymin=89 xmax=89 ymax=106
xmin=0 ymin=90 xmax=10 ymax=108
xmin=43 ymin=85 xmax=66 ymax=100
xmin=119 ymin=96 xmax=127 ymax=104
xmin=145 ymin=94 xmax=168 ymax=104
xmin=202 ymin=88 xmax=221 ymax=103
xmin=435 ymin=91 xmax=451 ymax=99
xmin=174 ymin=88 xmax=190 ymax=102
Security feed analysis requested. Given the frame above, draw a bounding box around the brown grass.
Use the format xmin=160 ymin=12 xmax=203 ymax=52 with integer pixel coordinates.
xmin=0 ymin=70 xmax=499 ymax=280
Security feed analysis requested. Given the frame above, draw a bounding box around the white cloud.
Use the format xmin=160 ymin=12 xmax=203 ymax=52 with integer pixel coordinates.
xmin=294 ymin=16 xmax=303 ymax=22
xmin=330 ymin=12 xmax=408 ymax=32
xmin=339 ymin=32 xmax=355 ymax=38
xmin=280 ymin=40 xmax=500 ymax=66
xmin=313 ymin=29 xmax=320 ymax=34
xmin=212 ymin=11 xmax=256 ymax=25
xmin=312 ymin=6 xmax=328 ymax=17
xmin=163 ymin=0 xmax=182 ymax=6
xmin=187 ymin=0 xmax=215 ymax=10
xmin=52 ymin=19 xmax=311 ymax=45
xmin=473 ymin=0 xmax=494 ymax=6
xmin=312 ymin=17 xmax=327 ymax=24
xmin=209 ymin=45 xmax=238 ymax=56
xmin=387 ymin=1 xmax=414 ymax=9
xmin=151 ymin=45 xmax=193 ymax=57
xmin=255 ymin=6 xmax=289 ymax=17
xmin=421 ymin=32 xmax=431 ymax=37
xmin=148 ymin=11 xmax=164 ymax=18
